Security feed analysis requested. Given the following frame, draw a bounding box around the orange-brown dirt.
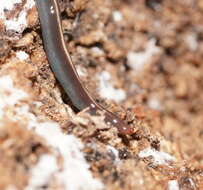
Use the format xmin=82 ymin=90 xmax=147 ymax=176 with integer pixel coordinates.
xmin=0 ymin=0 xmax=202 ymax=189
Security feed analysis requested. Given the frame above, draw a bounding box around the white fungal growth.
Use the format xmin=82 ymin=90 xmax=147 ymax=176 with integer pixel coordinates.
xmin=25 ymin=154 xmax=58 ymax=190
xmin=97 ymin=71 xmax=126 ymax=102
xmin=28 ymin=122 xmax=104 ymax=190
xmin=168 ymin=180 xmax=179 ymax=190
xmin=0 ymin=75 xmax=28 ymax=119
xmin=112 ymin=11 xmax=123 ymax=22
xmin=139 ymin=148 xmax=175 ymax=166
xmin=127 ymin=38 xmax=161 ymax=71
xmin=0 ymin=0 xmax=35 ymax=33
xmin=16 ymin=51 xmax=29 ymax=61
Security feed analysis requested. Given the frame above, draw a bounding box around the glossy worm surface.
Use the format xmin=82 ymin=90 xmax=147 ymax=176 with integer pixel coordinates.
xmin=35 ymin=0 xmax=135 ymax=135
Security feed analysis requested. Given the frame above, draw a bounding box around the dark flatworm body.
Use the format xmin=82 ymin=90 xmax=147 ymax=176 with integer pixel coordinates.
xmin=35 ymin=0 xmax=135 ymax=135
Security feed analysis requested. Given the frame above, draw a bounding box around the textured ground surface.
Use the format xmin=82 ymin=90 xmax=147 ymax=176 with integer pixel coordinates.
xmin=0 ymin=0 xmax=203 ymax=189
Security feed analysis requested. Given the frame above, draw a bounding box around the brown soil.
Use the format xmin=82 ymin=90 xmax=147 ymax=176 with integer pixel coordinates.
xmin=0 ymin=0 xmax=203 ymax=189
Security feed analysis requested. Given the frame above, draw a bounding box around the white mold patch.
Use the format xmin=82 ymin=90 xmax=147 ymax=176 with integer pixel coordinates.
xmin=25 ymin=154 xmax=58 ymax=190
xmin=112 ymin=11 xmax=123 ymax=22
xmin=168 ymin=180 xmax=179 ymax=190
xmin=0 ymin=75 xmax=28 ymax=119
xmin=185 ymin=33 xmax=198 ymax=51
xmin=28 ymin=122 xmax=104 ymax=190
xmin=97 ymin=71 xmax=126 ymax=102
xmin=147 ymin=97 xmax=162 ymax=110
xmin=138 ymin=148 xmax=175 ymax=166
xmin=127 ymin=38 xmax=161 ymax=71
xmin=16 ymin=51 xmax=29 ymax=61
xmin=0 ymin=0 xmax=35 ymax=33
